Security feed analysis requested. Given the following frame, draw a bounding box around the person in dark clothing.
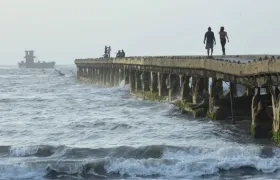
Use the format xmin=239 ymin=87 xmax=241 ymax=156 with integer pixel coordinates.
xmin=116 ymin=50 xmax=121 ymax=58
xmin=121 ymin=49 xmax=125 ymax=57
xmin=219 ymin=26 xmax=229 ymax=55
xmin=203 ymin=27 xmax=216 ymax=57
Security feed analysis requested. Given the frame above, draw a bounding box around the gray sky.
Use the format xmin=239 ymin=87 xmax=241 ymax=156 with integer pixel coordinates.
xmin=1 ymin=0 xmax=279 ymax=65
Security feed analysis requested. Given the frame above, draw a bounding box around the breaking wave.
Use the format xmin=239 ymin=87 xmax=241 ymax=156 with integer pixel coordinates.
xmin=1 ymin=144 xmax=280 ymax=179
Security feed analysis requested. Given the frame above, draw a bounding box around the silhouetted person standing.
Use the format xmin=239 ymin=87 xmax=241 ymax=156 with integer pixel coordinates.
xmin=116 ymin=50 xmax=121 ymax=58
xmin=219 ymin=27 xmax=229 ymax=55
xmin=121 ymin=49 xmax=125 ymax=57
xmin=108 ymin=46 xmax=111 ymax=57
xmin=204 ymin=27 xmax=216 ymax=57
xmin=104 ymin=46 xmax=108 ymax=58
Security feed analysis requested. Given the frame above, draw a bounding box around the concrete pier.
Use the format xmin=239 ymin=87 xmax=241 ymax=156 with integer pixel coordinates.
xmin=75 ymin=55 xmax=280 ymax=143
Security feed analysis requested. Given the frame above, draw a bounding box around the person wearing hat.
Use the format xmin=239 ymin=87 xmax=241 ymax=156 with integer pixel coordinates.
xmin=203 ymin=27 xmax=216 ymax=57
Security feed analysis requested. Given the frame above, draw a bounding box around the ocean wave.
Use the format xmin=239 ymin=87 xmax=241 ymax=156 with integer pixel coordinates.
xmin=1 ymin=145 xmax=280 ymax=179
xmin=9 ymin=145 xmax=58 ymax=157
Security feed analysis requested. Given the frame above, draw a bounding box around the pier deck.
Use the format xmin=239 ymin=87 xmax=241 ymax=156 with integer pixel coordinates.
xmin=75 ymin=55 xmax=280 ymax=144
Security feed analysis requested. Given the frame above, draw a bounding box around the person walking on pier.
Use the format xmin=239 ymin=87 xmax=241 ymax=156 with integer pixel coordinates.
xmin=204 ymin=27 xmax=216 ymax=57
xmin=219 ymin=26 xmax=229 ymax=55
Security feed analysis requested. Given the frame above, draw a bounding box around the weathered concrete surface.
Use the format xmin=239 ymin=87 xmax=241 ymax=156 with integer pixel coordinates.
xmin=75 ymin=55 xmax=280 ymax=87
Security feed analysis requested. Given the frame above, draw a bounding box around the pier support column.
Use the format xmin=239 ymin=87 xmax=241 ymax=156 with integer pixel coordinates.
xmin=124 ymin=66 xmax=129 ymax=85
xmin=192 ymin=77 xmax=205 ymax=104
xmin=269 ymin=87 xmax=280 ymax=142
xmin=98 ymin=69 xmax=102 ymax=85
xmin=150 ymin=72 xmax=158 ymax=93
xmin=94 ymin=68 xmax=98 ymax=83
xmin=82 ymin=67 xmax=86 ymax=79
xmin=114 ymin=69 xmax=120 ymax=87
xmin=80 ymin=67 xmax=84 ymax=79
xmin=86 ymin=68 xmax=89 ymax=80
xmin=129 ymin=69 xmax=135 ymax=93
xmin=90 ymin=68 xmax=94 ymax=82
xmin=104 ymin=68 xmax=111 ymax=86
xmin=229 ymin=82 xmax=236 ymax=124
xmin=251 ymin=87 xmax=273 ymax=139
xmin=167 ymin=74 xmax=179 ymax=101
xmin=119 ymin=69 xmax=123 ymax=85
xmin=77 ymin=67 xmax=81 ymax=78
xmin=141 ymin=72 xmax=150 ymax=92
xmin=135 ymin=71 xmax=142 ymax=93
xmin=102 ymin=69 xmax=107 ymax=86
xmin=245 ymin=87 xmax=254 ymax=96
xmin=207 ymin=78 xmax=228 ymax=120
xmin=158 ymin=73 xmax=168 ymax=98
xmin=181 ymin=76 xmax=190 ymax=101
xmin=108 ymin=67 xmax=115 ymax=87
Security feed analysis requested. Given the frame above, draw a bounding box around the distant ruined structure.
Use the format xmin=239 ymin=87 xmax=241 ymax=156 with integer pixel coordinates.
xmin=18 ymin=50 xmax=55 ymax=68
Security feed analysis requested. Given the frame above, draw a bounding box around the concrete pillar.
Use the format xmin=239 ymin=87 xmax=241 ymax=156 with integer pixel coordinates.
xmin=158 ymin=73 xmax=168 ymax=97
xmin=229 ymin=82 xmax=236 ymax=124
xmin=119 ymin=69 xmax=123 ymax=85
xmin=114 ymin=69 xmax=120 ymax=87
xmin=181 ymin=76 xmax=190 ymax=101
xmin=93 ymin=68 xmax=98 ymax=83
xmin=90 ymin=68 xmax=94 ymax=82
xmin=98 ymin=69 xmax=102 ymax=85
xmin=85 ymin=68 xmax=89 ymax=79
xmin=192 ymin=77 xmax=205 ymax=104
xmin=150 ymin=72 xmax=158 ymax=93
xmin=80 ymin=67 xmax=84 ymax=78
xmin=109 ymin=68 xmax=114 ymax=86
xmin=124 ymin=66 xmax=129 ymax=85
xmin=141 ymin=72 xmax=150 ymax=92
xmin=207 ymin=78 xmax=225 ymax=120
xmin=167 ymin=74 xmax=179 ymax=101
xmin=129 ymin=69 xmax=135 ymax=93
xmin=77 ymin=67 xmax=80 ymax=78
xmin=135 ymin=71 xmax=142 ymax=93
xmin=204 ymin=78 xmax=209 ymax=93
xmin=102 ymin=69 xmax=107 ymax=86
xmin=106 ymin=69 xmax=110 ymax=86
xmin=229 ymin=83 xmax=237 ymax=97
xmin=271 ymin=86 xmax=280 ymax=143
xmin=251 ymin=87 xmax=260 ymax=136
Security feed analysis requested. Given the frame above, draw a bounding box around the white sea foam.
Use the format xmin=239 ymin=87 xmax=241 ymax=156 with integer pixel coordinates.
xmin=9 ymin=146 xmax=39 ymax=157
xmin=104 ymin=145 xmax=280 ymax=178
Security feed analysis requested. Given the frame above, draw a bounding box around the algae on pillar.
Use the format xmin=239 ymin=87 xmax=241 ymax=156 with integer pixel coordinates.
xmin=207 ymin=78 xmax=227 ymax=120
xmin=270 ymin=86 xmax=280 ymax=143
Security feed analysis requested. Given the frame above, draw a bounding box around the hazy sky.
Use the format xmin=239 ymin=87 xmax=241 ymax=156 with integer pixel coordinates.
xmin=1 ymin=0 xmax=279 ymax=65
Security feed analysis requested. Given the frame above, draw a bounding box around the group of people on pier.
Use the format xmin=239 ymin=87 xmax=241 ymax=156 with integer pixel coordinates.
xmin=204 ymin=26 xmax=229 ymax=57
xmin=116 ymin=49 xmax=125 ymax=58
xmin=103 ymin=46 xmax=126 ymax=58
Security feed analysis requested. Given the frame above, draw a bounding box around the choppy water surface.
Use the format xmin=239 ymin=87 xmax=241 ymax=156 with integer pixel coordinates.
xmin=0 ymin=65 xmax=280 ymax=180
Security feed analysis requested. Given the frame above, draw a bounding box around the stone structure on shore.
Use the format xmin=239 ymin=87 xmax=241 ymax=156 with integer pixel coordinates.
xmin=75 ymin=55 xmax=280 ymax=144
